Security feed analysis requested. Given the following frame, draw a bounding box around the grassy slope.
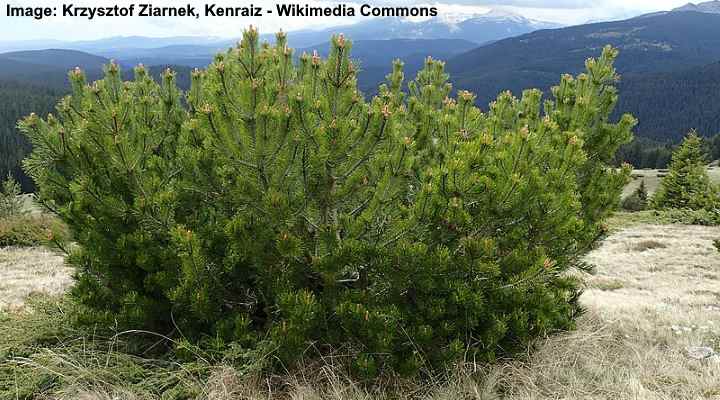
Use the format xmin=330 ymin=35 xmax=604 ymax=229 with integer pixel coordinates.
xmin=1 ymin=213 xmax=719 ymax=398
xmin=622 ymin=166 xmax=720 ymax=199
xmin=502 ymin=223 xmax=720 ymax=399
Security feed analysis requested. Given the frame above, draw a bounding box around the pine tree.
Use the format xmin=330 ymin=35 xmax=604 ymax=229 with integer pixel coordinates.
xmin=0 ymin=173 xmax=24 ymax=218
xmin=652 ymin=131 xmax=717 ymax=210
xmin=376 ymin=45 xmax=634 ymax=367
xmin=22 ymin=31 xmax=634 ymax=376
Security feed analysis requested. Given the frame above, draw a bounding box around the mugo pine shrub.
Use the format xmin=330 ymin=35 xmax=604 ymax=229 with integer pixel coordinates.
xmin=21 ymin=28 xmax=634 ymax=377
xmin=22 ymin=62 xmax=186 ymax=326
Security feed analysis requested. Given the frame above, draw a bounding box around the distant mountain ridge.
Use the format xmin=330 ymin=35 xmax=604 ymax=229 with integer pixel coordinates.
xmin=0 ymin=49 xmax=107 ymax=70
xmin=0 ymin=38 xmax=477 ymax=94
xmin=446 ymin=10 xmax=720 ymax=141
xmin=301 ymin=10 xmax=559 ymax=45
xmin=673 ymin=0 xmax=720 ymax=13
xmin=0 ymin=49 xmax=191 ymax=89
xmin=0 ymin=50 xmax=109 ymax=88
xmin=438 ymin=9 xmax=720 ymax=141
xmin=0 ymin=36 xmax=227 ymax=53
xmin=0 ymin=8 xmax=559 ymax=55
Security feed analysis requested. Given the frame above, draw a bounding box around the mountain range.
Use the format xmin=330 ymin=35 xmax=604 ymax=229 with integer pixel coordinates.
xmin=445 ymin=9 xmax=720 ymax=141
xmin=0 ymin=9 xmax=558 ymax=59
xmin=0 ymin=37 xmax=479 ymax=92
xmin=272 ymin=10 xmax=559 ymax=47
xmin=449 ymin=10 xmax=720 ymax=94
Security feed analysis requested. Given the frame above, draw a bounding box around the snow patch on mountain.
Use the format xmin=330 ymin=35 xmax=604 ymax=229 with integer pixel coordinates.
xmin=422 ymin=8 xmax=558 ymax=30
xmin=673 ymin=1 xmax=720 ymax=14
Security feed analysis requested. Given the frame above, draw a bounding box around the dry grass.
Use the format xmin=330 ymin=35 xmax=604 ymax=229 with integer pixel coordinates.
xmin=0 ymin=246 xmax=71 ymax=312
xmin=584 ymin=224 xmax=720 ymax=314
xmin=2 ymin=223 xmax=720 ymax=399
xmin=496 ymin=223 xmax=720 ymax=400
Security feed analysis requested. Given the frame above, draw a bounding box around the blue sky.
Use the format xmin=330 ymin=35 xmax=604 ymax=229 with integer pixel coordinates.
xmin=1 ymin=0 xmax=697 ymax=41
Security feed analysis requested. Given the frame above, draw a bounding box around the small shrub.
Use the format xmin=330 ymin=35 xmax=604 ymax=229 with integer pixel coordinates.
xmin=632 ymin=240 xmax=667 ymax=252
xmin=622 ymin=180 xmax=648 ymax=211
xmin=21 ymin=29 xmax=634 ymax=377
xmin=0 ymin=173 xmax=70 ymax=248
xmin=589 ymin=277 xmax=625 ymax=291
xmin=663 ymin=208 xmax=720 ymax=226
xmin=0 ymin=174 xmax=24 ymax=218
xmin=0 ymin=213 xmax=69 ymax=247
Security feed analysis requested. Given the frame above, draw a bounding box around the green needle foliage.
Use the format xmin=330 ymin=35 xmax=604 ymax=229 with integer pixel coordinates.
xmin=21 ymin=29 xmax=634 ymax=377
xmin=21 ymin=62 xmax=186 ymax=328
xmin=652 ymin=131 xmax=718 ymax=210
xmin=174 ymin=30 xmax=414 ymax=368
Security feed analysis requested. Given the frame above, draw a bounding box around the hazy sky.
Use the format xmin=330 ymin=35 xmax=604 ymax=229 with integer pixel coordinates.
xmin=0 ymin=0 xmax=699 ymax=41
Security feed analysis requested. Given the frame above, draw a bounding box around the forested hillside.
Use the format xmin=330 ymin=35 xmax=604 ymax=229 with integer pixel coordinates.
xmin=615 ymin=137 xmax=674 ymax=169
xmin=0 ymin=80 xmax=60 ymax=191
xmin=617 ymin=62 xmax=720 ymax=140
xmin=447 ymin=10 xmax=720 ymax=141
